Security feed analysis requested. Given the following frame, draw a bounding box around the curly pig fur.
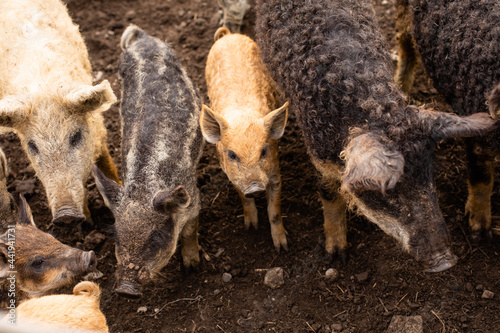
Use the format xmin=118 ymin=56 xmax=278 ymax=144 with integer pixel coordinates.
xmin=255 ymin=0 xmax=496 ymax=269
xmin=396 ymin=0 xmax=500 ymax=239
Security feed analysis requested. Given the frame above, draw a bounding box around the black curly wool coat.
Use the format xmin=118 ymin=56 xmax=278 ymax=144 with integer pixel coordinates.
xmin=409 ymin=0 xmax=500 ymax=118
xmin=254 ymin=0 xmax=496 ymax=270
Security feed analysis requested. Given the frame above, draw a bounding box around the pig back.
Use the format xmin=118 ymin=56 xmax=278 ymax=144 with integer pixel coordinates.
xmin=0 ymin=0 xmax=92 ymax=95
xmin=118 ymin=28 xmax=203 ymax=192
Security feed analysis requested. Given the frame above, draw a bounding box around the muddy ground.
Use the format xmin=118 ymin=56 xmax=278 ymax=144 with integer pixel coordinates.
xmin=1 ymin=0 xmax=499 ymax=332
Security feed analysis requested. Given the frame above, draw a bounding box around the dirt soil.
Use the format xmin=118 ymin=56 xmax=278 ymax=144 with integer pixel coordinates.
xmin=1 ymin=0 xmax=499 ymax=332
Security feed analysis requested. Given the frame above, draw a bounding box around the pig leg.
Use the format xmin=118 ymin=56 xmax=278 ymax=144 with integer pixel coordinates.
xmin=180 ymin=215 xmax=200 ymax=269
xmin=237 ymin=189 xmax=258 ymax=230
xmin=95 ymin=144 xmax=121 ymax=184
xmin=266 ymin=178 xmax=288 ymax=252
xmin=394 ymin=0 xmax=417 ymax=94
xmin=312 ymin=159 xmax=348 ymax=260
xmin=465 ymin=139 xmax=494 ymax=242
xmin=319 ymin=177 xmax=348 ymax=262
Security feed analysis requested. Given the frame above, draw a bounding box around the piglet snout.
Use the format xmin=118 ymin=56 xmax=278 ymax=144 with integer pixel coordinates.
xmin=424 ymin=250 xmax=457 ymax=273
xmin=244 ymin=182 xmax=266 ymax=198
xmin=53 ymin=208 xmax=86 ymax=227
xmin=82 ymin=250 xmax=97 ymax=272
xmin=115 ymin=280 xmax=143 ymax=299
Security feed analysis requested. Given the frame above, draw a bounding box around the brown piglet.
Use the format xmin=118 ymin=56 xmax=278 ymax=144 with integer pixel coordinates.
xmin=201 ymin=27 xmax=289 ymax=252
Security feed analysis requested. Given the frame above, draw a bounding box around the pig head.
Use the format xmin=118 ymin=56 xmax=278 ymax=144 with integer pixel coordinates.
xmin=0 ymin=195 xmax=97 ymax=297
xmin=340 ymin=111 xmax=497 ymax=272
xmin=0 ymin=81 xmax=117 ymax=226
xmin=201 ymin=103 xmax=288 ymax=198
xmin=93 ymin=166 xmax=196 ymax=298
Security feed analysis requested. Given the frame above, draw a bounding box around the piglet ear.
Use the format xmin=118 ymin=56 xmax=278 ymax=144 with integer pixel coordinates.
xmin=263 ymin=101 xmax=289 ymax=139
xmin=487 ymin=83 xmax=500 ymax=120
xmin=93 ymin=165 xmax=122 ymax=212
xmin=416 ymin=107 xmax=497 ymax=141
xmin=18 ymin=194 xmax=36 ymax=227
xmin=200 ymin=105 xmax=229 ymax=144
xmin=342 ymin=132 xmax=405 ymax=194
xmin=65 ymin=80 xmax=117 ymax=114
xmin=153 ymin=185 xmax=191 ymax=214
xmin=0 ymin=95 xmax=31 ymax=128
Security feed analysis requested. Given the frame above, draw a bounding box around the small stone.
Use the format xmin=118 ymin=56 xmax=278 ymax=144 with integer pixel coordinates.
xmin=355 ymin=271 xmax=369 ymax=282
xmin=222 ymin=272 xmax=232 ymax=283
xmin=137 ymin=306 xmax=147 ymax=314
xmin=331 ymin=323 xmax=342 ymax=331
xmin=325 ymin=268 xmax=339 ymax=280
xmin=466 ymin=282 xmax=474 ymax=292
xmin=386 ymin=315 xmax=423 ymax=333
xmin=125 ymin=10 xmax=136 ymax=20
xmin=213 ymin=289 xmax=221 ymax=295
xmin=214 ymin=248 xmax=225 ymax=257
xmin=482 ymin=290 xmax=494 ymax=299
xmin=476 ymin=284 xmax=484 ymax=291
xmin=264 ymin=267 xmax=284 ymax=289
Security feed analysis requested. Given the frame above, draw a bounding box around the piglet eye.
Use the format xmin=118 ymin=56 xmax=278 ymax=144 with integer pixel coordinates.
xmin=70 ymin=130 xmax=83 ymax=148
xmin=260 ymin=146 xmax=268 ymax=158
xmin=31 ymin=259 xmax=44 ymax=269
xmin=228 ymin=150 xmax=238 ymax=161
xmin=27 ymin=141 xmax=39 ymax=155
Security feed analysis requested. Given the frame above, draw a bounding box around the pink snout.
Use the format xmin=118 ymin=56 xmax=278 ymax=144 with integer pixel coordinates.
xmin=115 ymin=279 xmax=143 ymax=299
xmin=243 ymin=182 xmax=266 ymax=198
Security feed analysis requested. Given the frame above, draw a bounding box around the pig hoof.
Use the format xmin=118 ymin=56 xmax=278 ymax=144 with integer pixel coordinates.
xmin=244 ymin=219 xmax=258 ymax=230
xmin=338 ymin=250 xmax=349 ymax=265
xmin=470 ymin=230 xmax=482 ymax=244
xmin=279 ymin=242 xmax=289 ymax=253
xmin=183 ymin=262 xmax=201 ymax=275
xmin=424 ymin=253 xmax=457 ymax=273
xmin=471 ymin=229 xmax=493 ymax=244
xmin=53 ymin=210 xmax=86 ymax=227
xmin=273 ymin=238 xmax=288 ymax=253
xmin=115 ymin=281 xmax=143 ymax=299
xmin=324 ymin=247 xmax=349 ymax=265
xmin=485 ymin=229 xmax=494 ymax=242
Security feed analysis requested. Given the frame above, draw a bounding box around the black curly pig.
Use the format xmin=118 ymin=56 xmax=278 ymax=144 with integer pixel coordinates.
xmin=396 ymin=0 xmax=500 ymax=242
xmin=255 ymin=0 xmax=497 ymax=272
xmin=93 ymin=25 xmax=204 ymax=298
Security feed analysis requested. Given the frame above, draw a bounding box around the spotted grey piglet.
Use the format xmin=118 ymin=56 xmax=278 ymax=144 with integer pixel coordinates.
xmin=93 ymin=25 xmax=204 ymax=299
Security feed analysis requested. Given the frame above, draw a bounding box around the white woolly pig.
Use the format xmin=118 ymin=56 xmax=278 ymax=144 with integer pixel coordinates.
xmin=0 ymin=0 xmax=120 ymax=227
